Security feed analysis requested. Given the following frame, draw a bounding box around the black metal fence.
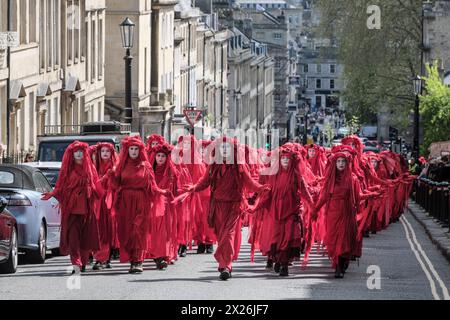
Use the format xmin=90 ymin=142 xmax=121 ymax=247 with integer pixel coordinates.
xmin=415 ymin=178 xmax=450 ymax=231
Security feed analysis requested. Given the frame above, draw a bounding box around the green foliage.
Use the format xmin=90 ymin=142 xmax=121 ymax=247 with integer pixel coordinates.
xmin=419 ymin=64 xmax=450 ymax=154
xmin=315 ymin=0 xmax=422 ymax=130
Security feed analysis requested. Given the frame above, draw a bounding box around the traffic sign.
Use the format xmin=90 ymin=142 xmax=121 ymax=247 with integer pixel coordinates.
xmin=183 ymin=108 xmax=202 ymax=127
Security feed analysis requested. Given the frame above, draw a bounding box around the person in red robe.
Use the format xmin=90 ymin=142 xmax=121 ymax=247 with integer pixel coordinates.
xmin=147 ymin=143 xmax=180 ymax=269
xmin=250 ymin=146 xmax=313 ymax=276
xmin=177 ymin=135 xmax=216 ymax=254
xmin=312 ymin=151 xmax=378 ymax=278
xmin=108 ymin=136 xmax=170 ymax=274
xmin=182 ymin=137 xmax=270 ymax=280
xmin=41 ymin=141 xmax=101 ymax=274
xmin=305 ymin=144 xmax=327 ymax=177
xmin=92 ymin=142 xmax=119 ymax=270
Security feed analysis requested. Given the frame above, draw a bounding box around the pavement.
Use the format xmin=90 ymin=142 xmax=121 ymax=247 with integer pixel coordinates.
xmin=407 ymin=200 xmax=450 ymax=262
xmin=1 ymin=209 xmax=450 ymax=300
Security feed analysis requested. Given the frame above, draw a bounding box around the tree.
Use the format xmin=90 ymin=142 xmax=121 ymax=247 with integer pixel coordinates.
xmin=419 ymin=64 xmax=450 ymax=155
xmin=315 ymin=0 xmax=422 ymax=130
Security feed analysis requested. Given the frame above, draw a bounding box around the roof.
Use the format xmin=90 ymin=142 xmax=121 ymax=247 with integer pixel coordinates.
xmin=21 ymin=162 xmax=62 ymax=169
xmin=38 ymin=135 xmax=122 ymax=142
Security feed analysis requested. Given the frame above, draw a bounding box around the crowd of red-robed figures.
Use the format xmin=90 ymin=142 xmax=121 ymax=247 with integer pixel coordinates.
xmin=41 ymin=134 xmax=416 ymax=280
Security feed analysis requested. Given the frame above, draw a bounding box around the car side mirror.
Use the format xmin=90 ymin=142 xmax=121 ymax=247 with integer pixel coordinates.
xmin=0 ymin=196 xmax=7 ymax=213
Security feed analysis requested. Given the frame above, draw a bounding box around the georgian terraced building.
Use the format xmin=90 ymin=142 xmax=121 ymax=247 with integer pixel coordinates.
xmin=0 ymin=0 xmax=106 ymax=157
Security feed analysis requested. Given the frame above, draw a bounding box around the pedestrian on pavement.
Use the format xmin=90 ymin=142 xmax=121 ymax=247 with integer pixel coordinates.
xmin=108 ymin=136 xmax=170 ymax=274
xmin=41 ymin=141 xmax=101 ymax=274
xmin=182 ymin=137 xmax=270 ymax=281
xmin=91 ymin=142 xmax=119 ymax=270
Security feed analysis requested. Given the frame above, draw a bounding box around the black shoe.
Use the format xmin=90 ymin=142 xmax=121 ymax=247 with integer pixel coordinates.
xmin=88 ymin=255 xmax=94 ymax=265
xmin=334 ymin=263 xmax=344 ymax=278
xmin=133 ymin=262 xmax=144 ymax=274
xmin=363 ymin=231 xmax=370 ymax=238
xmin=219 ymin=269 xmax=231 ymax=281
xmin=205 ymin=244 xmax=214 ymax=254
xmin=158 ymin=260 xmax=168 ymax=270
xmin=197 ymin=243 xmax=206 ymax=254
xmin=128 ymin=263 xmax=135 ymax=274
xmin=92 ymin=262 xmax=104 ymax=270
xmin=179 ymin=245 xmax=187 ymax=257
xmin=265 ymin=259 xmax=274 ymax=270
xmin=81 ymin=265 xmax=86 ymax=273
xmin=339 ymin=256 xmax=349 ymax=274
xmin=274 ymin=263 xmax=281 ymax=273
xmin=279 ymin=265 xmax=289 ymax=277
xmin=105 ymin=261 xmax=112 ymax=269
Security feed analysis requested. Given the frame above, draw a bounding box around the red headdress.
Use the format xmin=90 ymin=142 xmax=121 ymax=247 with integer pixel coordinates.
xmin=93 ymin=142 xmax=118 ymax=175
xmin=152 ymin=143 xmax=179 ymax=182
xmin=54 ymin=141 xmax=99 ymax=200
xmin=115 ymin=136 xmax=150 ymax=176
xmin=341 ymin=135 xmax=364 ymax=155
xmin=321 ymin=151 xmax=357 ymax=212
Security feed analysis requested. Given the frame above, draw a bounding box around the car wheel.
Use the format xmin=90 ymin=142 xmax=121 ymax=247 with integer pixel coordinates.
xmin=0 ymin=227 xmax=18 ymax=274
xmin=27 ymin=222 xmax=46 ymax=264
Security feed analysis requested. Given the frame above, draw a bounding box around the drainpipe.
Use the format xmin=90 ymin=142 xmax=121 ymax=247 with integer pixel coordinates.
xmin=6 ymin=0 xmax=11 ymax=156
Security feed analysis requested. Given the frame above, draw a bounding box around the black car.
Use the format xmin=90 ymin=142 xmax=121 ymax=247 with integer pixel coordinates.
xmin=0 ymin=196 xmax=18 ymax=274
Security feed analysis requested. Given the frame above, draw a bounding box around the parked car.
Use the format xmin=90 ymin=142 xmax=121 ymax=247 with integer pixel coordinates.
xmin=0 ymin=196 xmax=18 ymax=274
xmin=0 ymin=165 xmax=61 ymax=263
xmin=22 ymin=162 xmax=61 ymax=188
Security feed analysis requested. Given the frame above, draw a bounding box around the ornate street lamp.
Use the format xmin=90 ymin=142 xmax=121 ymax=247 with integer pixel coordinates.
xmin=120 ymin=17 xmax=135 ymax=126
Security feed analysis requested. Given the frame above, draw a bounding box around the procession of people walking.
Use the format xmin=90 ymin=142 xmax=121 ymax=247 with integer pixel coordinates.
xmin=42 ymin=134 xmax=416 ymax=280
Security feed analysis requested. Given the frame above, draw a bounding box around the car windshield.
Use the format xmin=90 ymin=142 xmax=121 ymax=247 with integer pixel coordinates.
xmin=40 ymin=169 xmax=60 ymax=187
xmin=38 ymin=140 xmax=114 ymax=162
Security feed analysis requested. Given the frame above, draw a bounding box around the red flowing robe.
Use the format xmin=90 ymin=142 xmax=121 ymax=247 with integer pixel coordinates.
xmin=111 ymin=158 xmax=163 ymax=263
xmin=255 ymin=166 xmax=311 ymax=265
xmin=174 ymin=163 xmax=194 ymax=247
xmin=315 ymin=172 xmax=360 ymax=268
xmin=94 ymin=159 xmax=119 ymax=262
xmin=51 ymin=164 xmax=101 ymax=257
xmin=147 ymin=163 xmax=179 ymax=262
xmin=193 ymin=164 xmax=263 ymax=271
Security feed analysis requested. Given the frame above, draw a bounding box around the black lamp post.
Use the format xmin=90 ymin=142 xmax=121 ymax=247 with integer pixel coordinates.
xmin=412 ymin=75 xmax=422 ymax=158
xmin=120 ymin=17 xmax=135 ymax=126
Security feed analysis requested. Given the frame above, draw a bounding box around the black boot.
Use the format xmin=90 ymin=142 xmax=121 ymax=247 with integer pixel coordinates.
xmin=339 ymin=256 xmax=349 ymax=274
xmin=179 ymin=245 xmax=187 ymax=257
xmin=274 ymin=262 xmax=281 ymax=273
xmin=219 ymin=268 xmax=231 ymax=281
xmin=363 ymin=230 xmax=370 ymax=238
xmin=334 ymin=258 xmax=344 ymax=278
xmin=265 ymin=259 xmax=273 ymax=270
xmin=279 ymin=264 xmax=289 ymax=277
xmin=105 ymin=260 xmax=112 ymax=269
xmin=197 ymin=243 xmax=206 ymax=254
xmin=205 ymin=244 xmax=214 ymax=254
xmin=92 ymin=261 xmax=104 ymax=270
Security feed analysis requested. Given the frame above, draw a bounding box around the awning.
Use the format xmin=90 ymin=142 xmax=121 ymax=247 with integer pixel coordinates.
xmin=9 ymin=80 xmax=26 ymax=100
xmin=64 ymin=75 xmax=81 ymax=92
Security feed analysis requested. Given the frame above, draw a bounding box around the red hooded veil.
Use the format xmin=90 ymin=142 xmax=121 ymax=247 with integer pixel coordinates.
xmin=43 ymin=141 xmax=101 ymax=255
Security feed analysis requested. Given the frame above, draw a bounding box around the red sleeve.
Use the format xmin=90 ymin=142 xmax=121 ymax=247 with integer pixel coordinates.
xmin=193 ymin=167 xmax=211 ymax=192
xmin=241 ymin=165 xmax=264 ymax=193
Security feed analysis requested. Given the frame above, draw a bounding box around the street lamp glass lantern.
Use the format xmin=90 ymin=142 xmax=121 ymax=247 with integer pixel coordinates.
xmin=120 ymin=17 xmax=135 ymax=49
xmin=413 ymin=75 xmax=422 ymax=95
